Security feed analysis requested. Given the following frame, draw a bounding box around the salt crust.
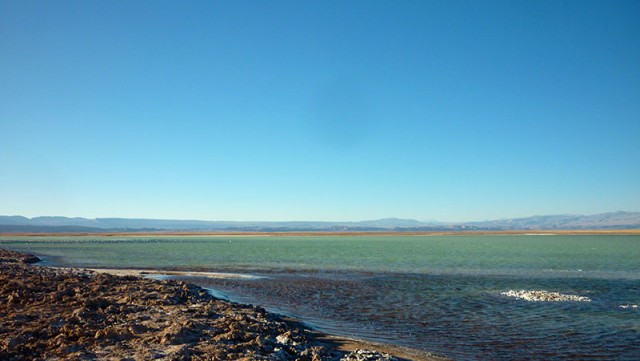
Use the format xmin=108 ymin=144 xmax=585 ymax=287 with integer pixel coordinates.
xmin=619 ymin=304 xmax=638 ymax=309
xmin=501 ymin=289 xmax=591 ymax=302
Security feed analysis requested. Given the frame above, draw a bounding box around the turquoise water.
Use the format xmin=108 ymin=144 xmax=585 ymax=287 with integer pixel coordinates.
xmin=2 ymin=235 xmax=639 ymax=277
xmin=1 ymin=235 xmax=639 ymax=360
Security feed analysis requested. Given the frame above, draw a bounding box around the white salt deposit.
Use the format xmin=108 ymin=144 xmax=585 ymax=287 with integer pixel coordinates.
xmin=619 ymin=304 xmax=638 ymax=309
xmin=501 ymin=289 xmax=591 ymax=302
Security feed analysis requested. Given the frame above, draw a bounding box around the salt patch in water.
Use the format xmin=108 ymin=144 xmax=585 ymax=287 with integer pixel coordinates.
xmin=619 ymin=304 xmax=638 ymax=309
xmin=501 ymin=289 xmax=591 ymax=302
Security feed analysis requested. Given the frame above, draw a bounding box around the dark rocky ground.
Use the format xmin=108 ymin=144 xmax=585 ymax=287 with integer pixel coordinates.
xmin=0 ymin=249 xmax=402 ymax=361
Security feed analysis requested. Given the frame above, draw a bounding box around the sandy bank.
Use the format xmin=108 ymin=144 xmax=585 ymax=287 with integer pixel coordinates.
xmin=86 ymin=268 xmax=265 ymax=280
xmin=2 ymin=229 xmax=639 ymax=237
xmin=0 ymin=249 xmax=448 ymax=361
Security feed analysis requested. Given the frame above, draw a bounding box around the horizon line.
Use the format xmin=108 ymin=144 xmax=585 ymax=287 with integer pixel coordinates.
xmin=1 ymin=210 xmax=638 ymax=225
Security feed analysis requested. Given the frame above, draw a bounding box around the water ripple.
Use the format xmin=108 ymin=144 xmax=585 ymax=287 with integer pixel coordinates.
xmin=191 ymin=272 xmax=640 ymax=360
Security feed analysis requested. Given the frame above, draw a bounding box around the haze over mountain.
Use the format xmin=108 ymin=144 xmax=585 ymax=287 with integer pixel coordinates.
xmin=0 ymin=212 xmax=639 ymax=233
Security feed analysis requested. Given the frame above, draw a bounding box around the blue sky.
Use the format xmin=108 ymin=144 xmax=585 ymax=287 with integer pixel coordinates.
xmin=1 ymin=1 xmax=638 ymax=222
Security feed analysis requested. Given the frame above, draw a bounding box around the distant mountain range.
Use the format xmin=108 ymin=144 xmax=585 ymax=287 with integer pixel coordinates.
xmin=0 ymin=212 xmax=639 ymax=233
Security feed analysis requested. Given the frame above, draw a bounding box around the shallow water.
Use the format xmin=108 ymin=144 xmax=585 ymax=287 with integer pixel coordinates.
xmin=1 ymin=235 xmax=639 ymax=360
xmin=192 ymin=271 xmax=640 ymax=360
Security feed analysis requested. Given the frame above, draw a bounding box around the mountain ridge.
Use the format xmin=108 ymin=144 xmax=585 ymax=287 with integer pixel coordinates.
xmin=1 ymin=211 xmax=639 ymax=233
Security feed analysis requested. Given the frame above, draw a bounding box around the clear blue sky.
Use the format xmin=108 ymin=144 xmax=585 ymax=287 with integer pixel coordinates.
xmin=1 ymin=1 xmax=638 ymax=222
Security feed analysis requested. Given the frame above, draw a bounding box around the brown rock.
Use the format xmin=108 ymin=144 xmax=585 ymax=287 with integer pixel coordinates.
xmin=0 ymin=248 xmax=410 ymax=361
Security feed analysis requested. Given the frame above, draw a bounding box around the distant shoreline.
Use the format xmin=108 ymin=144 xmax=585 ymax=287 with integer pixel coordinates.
xmin=2 ymin=229 xmax=640 ymax=237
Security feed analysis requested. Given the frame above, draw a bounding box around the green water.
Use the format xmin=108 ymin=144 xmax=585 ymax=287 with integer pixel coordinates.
xmin=2 ymin=235 xmax=639 ymax=360
xmin=1 ymin=235 xmax=638 ymax=278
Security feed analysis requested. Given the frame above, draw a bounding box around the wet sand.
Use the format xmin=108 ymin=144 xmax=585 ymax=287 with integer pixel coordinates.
xmin=0 ymin=249 xmax=449 ymax=361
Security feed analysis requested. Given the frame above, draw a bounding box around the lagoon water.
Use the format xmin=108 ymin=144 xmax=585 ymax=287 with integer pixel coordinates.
xmin=2 ymin=235 xmax=639 ymax=360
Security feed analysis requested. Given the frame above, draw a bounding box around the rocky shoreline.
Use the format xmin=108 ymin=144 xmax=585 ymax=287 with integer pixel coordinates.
xmin=0 ymin=249 xmax=445 ymax=361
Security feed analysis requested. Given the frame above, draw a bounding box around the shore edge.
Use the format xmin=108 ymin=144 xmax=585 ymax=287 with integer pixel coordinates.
xmin=0 ymin=249 xmax=449 ymax=361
